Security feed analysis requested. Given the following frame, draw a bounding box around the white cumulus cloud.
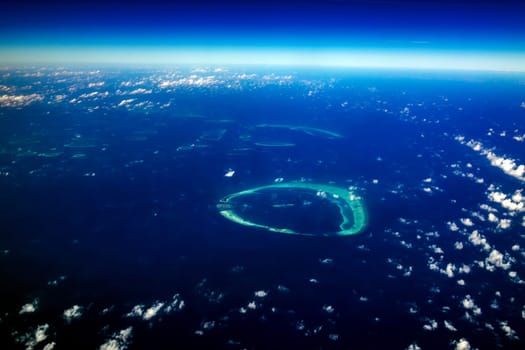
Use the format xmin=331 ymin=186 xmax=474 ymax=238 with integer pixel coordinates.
xmin=99 ymin=327 xmax=133 ymax=350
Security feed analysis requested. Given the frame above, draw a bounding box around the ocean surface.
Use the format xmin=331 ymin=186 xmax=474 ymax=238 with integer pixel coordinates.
xmin=1 ymin=66 xmax=524 ymax=349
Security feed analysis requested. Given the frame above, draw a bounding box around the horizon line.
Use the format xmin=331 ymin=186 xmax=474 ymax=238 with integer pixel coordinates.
xmin=2 ymin=46 xmax=525 ymax=72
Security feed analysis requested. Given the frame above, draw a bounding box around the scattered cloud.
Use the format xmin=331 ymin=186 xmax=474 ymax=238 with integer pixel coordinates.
xmin=485 ymin=249 xmax=513 ymax=271
xmin=447 ymin=221 xmax=460 ymax=231
xmin=127 ymin=88 xmax=152 ymax=95
xmin=461 ymin=295 xmax=482 ymax=316
xmin=143 ymin=302 xmax=165 ymax=321
xmin=117 ymin=99 xmax=135 ymax=107
xmin=443 ymin=320 xmax=457 ymax=332
xmin=19 ymin=299 xmax=39 ymax=314
xmin=159 ymin=76 xmax=221 ymax=89
xmin=453 ymin=338 xmax=471 ymax=350
xmin=0 ymin=94 xmax=43 ymax=107
xmin=254 ymin=290 xmax=268 ymax=298
xmin=127 ymin=294 xmax=184 ymax=321
xmin=63 ymin=305 xmax=83 ymax=323
xmin=17 ymin=324 xmax=50 ymax=350
xmin=88 ymin=82 xmax=105 ymax=88
xmin=488 ymin=190 xmax=524 ymax=213
xmin=43 ymin=342 xmax=56 ymax=350
xmin=99 ymin=327 xmax=133 ymax=350
xmin=460 ymin=218 xmax=474 ymax=227
xmin=468 ymin=230 xmax=491 ymax=251
xmin=456 ymin=136 xmax=525 ymax=181
xmin=406 ymin=342 xmax=422 ymax=350
xmin=422 ymin=319 xmax=438 ymax=331
xmin=499 ymin=321 xmax=519 ymax=340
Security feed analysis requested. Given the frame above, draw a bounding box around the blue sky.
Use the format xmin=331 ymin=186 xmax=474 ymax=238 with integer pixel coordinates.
xmin=1 ymin=0 xmax=524 ymax=70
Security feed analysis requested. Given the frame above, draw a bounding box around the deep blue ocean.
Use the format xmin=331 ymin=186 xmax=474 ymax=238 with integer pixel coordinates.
xmin=1 ymin=67 xmax=524 ymax=349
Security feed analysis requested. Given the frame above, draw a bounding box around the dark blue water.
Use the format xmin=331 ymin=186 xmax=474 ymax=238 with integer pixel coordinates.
xmin=1 ymin=67 xmax=524 ymax=349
